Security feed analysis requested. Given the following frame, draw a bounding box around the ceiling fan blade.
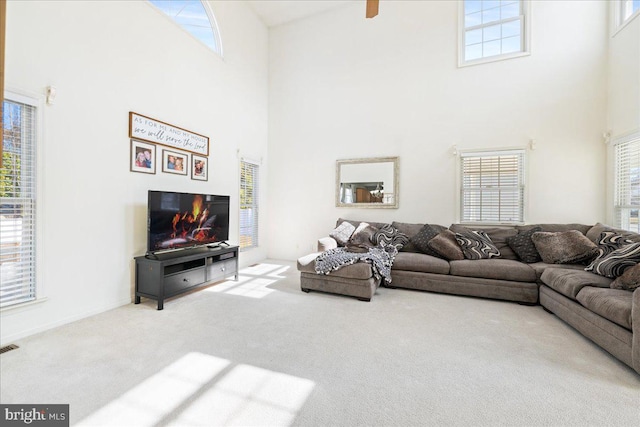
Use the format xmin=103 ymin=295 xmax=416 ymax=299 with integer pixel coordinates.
xmin=366 ymin=0 xmax=379 ymax=19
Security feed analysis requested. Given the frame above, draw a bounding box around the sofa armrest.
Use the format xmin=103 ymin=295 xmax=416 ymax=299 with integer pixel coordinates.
xmin=632 ymin=288 xmax=640 ymax=374
xmin=318 ymin=237 xmax=338 ymax=252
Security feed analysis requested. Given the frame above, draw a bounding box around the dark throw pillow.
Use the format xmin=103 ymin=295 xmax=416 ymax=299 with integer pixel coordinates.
xmin=410 ymin=224 xmax=447 ymax=257
xmin=610 ymin=263 xmax=640 ymax=290
xmin=427 ymin=230 xmax=464 ymax=261
xmin=585 ymin=242 xmax=640 ymax=278
xmin=455 ymin=229 xmax=501 ymax=260
xmin=506 ymin=226 xmax=542 ymax=263
xmin=593 ymin=231 xmax=634 ymax=260
xmin=373 ymin=224 xmax=409 ymax=251
xmin=531 ymin=230 xmax=598 ymax=264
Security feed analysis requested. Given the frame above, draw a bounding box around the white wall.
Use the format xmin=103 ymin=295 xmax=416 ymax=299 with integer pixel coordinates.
xmin=1 ymin=0 xmax=268 ymax=343
xmin=267 ymin=0 xmax=609 ymax=260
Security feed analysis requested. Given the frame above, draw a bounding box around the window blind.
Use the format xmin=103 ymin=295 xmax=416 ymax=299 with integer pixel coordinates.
xmin=239 ymin=160 xmax=259 ymax=250
xmin=460 ymin=150 xmax=525 ymax=223
xmin=613 ymin=133 xmax=640 ymax=232
xmin=1 ymin=98 xmax=37 ymax=308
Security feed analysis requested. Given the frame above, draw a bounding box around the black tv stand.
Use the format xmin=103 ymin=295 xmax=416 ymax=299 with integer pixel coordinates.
xmin=134 ymin=245 xmax=239 ymax=310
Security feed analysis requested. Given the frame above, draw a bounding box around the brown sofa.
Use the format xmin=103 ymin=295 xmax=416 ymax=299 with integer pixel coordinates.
xmin=297 ymin=220 xmax=640 ymax=375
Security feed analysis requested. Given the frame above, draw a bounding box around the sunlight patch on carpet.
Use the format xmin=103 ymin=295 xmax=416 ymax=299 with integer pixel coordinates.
xmin=204 ymin=263 xmax=290 ymax=299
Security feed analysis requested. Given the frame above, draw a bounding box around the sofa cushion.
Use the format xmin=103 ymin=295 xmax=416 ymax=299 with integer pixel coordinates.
xmin=450 ymin=225 xmax=519 ymax=260
xmin=427 ymin=230 xmax=464 ymax=260
xmin=576 ymin=287 xmax=633 ymax=330
xmin=610 ymin=263 xmax=640 ymax=291
xmin=392 ymin=252 xmax=450 ymax=274
xmin=517 ymin=223 xmax=591 ymax=235
xmin=454 ymin=230 xmax=501 ymax=260
xmin=532 ymin=230 xmax=598 ymax=264
xmin=410 ymin=224 xmax=447 ymax=257
xmin=539 ymin=268 xmax=612 ymax=300
xmin=586 ymin=222 xmax=640 ymax=244
xmin=373 ymin=224 xmax=410 ymax=250
xmin=330 ymin=221 xmax=356 ymax=246
xmin=296 ymin=253 xmax=373 ymax=280
xmin=506 ymin=226 xmax=542 ymax=263
xmin=585 ymin=242 xmax=640 ymax=278
xmin=392 ymin=221 xmax=424 ymax=253
xmin=449 ymin=259 xmax=536 ymax=282
xmin=528 ymin=262 xmax=585 ymax=280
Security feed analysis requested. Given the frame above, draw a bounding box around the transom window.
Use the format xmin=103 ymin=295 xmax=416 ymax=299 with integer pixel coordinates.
xmin=459 ymin=0 xmax=529 ymax=66
xmin=619 ymin=0 xmax=640 ymax=27
xmin=149 ymin=0 xmax=222 ymax=56
xmin=459 ymin=149 xmax=526 ymax=224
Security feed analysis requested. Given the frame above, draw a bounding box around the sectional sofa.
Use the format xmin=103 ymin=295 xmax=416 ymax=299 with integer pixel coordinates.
xmin=297 ymin=219 xmax=640 ymax=375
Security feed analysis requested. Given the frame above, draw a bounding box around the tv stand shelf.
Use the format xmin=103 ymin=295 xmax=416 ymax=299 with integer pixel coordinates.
xmin=134 ymin=245 xmax=238 ymax=310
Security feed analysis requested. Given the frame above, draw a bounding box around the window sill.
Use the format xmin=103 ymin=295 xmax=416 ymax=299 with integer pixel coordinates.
xmin=0 ymin=297 xmax=48 ymax=314
xmin=458 ymin=51 xmax=530 ymax=68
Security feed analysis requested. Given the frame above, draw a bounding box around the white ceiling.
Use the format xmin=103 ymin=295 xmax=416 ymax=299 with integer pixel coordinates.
xmin=246 ymin=0 xmax=357 ymax=27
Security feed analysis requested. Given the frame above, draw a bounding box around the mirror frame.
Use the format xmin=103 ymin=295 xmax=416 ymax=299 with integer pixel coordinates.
xmin=336 ymin=156 xmax=399 ymax=209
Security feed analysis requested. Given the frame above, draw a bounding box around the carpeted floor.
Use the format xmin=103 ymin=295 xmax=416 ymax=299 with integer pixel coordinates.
xmin=1 ymin=260 xmax=639 ymax=426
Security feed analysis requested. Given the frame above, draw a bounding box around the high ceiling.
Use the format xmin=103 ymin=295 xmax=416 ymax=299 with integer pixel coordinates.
xmin=246 ymin=0 xmax=356 ymax=27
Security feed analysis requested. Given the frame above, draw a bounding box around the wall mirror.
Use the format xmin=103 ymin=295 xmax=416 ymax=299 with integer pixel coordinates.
xmin=336 ymin=157 xmax=399 ymax=209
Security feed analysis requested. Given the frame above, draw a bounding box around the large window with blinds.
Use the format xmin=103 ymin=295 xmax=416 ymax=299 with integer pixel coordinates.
xmin=239 ymin=160 xmax=259 ymax=250
xmin=613 ymin=132 xmax=640 ymax=233
xmin=1 ymin=95 xmax=37 ymax=308
xmin=459 ymin=149 xmax=525 ymax=224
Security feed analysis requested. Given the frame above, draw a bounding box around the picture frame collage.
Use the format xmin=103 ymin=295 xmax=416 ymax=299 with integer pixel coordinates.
xmin=128 ymin=112 xmax=209 ymax=181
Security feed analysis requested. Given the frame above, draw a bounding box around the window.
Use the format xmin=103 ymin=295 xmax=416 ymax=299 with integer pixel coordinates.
xmin=1 ymin=95 xmax=37 ymax=308
xmin=459 ymin=0 xmax=529 ymax=66
xmin=613 ymin=132 xmax=640 ymax=232
xmin=620 ymin=0 xmax=640 ymax=26
xmin=240 ymin=160 xmax=259 ymax=250
xmin=459 ymin=149 xmax=525 ymax=224
xmin=149 ymin=0 xmax=222 ymax=56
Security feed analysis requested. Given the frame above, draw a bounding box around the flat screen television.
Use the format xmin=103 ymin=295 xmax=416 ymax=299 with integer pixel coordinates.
xmin=147 ymin=190 xmax=230 ymax=254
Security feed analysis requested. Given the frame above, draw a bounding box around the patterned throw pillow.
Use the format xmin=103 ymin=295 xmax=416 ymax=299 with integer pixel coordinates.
xmin=329 ymin=221 xmax=356 ymax=246
xmin=373 ymin=224 xmax=410 ymax=250
xmin=427 ymin=230 xmax=464 ymax=261
xmin=455 ymin=229 xmax=501 ymax=260
xmin=610 ymin=263 xmax=640 ymax=290
xmin=593 ymin=231 xmax=634 ymax=259
xmin=506 ymin=226 xmax=542 ymax=263
xmin=410 ymin=224 xmax=447 ymax=257
xmin=585 ymin=242 xmax=640 ymax=278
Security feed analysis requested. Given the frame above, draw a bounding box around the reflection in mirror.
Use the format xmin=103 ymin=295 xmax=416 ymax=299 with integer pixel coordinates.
xmin=336 ymin=157 xmax=398 ymax=209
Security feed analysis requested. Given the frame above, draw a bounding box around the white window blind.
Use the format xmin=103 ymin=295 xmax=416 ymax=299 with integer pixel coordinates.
xmin=1 ymin=97 xmax=37 ymax=308
xmin=460 ymin=0 xmax=529 ymax=65
xmin=614 ymin=133 xmax=640 ymax=232
xmin=240 ymin=160 xmax=259 ymax=250
xmin=460 ymin=149 xmax=525 ymax=223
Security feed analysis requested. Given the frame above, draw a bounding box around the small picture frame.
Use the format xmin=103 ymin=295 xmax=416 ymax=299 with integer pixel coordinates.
xmin=130 ymin=140 xmax=156 ymax=174
xmin=162 ymin=149 xmax=189 ymax=175
xmin=191 ymin=155 xmax=208 ymax=181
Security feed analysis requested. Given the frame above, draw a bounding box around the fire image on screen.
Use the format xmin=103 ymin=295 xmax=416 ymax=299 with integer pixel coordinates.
xmin=148 ymin=191 xmax=229 ymax=252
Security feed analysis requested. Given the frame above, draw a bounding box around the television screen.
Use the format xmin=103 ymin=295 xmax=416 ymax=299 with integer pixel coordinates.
xmin=148 ymin=191 xmax=230 ymax=253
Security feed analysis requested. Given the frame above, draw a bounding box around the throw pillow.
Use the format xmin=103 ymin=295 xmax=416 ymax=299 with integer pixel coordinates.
xmin=585 ymin=242 xmax=640 ymax=278
xmin=610 ymin=263 xmax=640 ymax=291
xmin=594 ymin=231 xmax=634 ymax=259
xmin=410 ymin=224 xmax=447 ymax=257
xmin=506 ymin=226 xmax=542 ymax=263
xmin=427 ymin=230 xmax=464 ymax=261
xmin=345 ymin=224 xmax=379 ymax=253
xmin=531 ymin=230 xmax=598 ymax=264
xmin=373 ymin=224 xmax=410 ymax=251
xmin=455 ymin=229 xmax=501 ymax=260
xmin=329 ymin=221 xmax=356 ymax=246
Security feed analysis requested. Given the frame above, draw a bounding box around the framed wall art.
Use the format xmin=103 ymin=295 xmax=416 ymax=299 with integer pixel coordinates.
xmin=162 ymin=149 xmax=188 ymax=176
xmin=191 ymin=155 xmax=208 ymax=181
xmin=130 ymin=140 xmax=156 ymax=174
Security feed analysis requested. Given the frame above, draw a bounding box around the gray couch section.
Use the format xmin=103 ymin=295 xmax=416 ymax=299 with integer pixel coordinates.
xmin=297 ymin=221 xmax=639 ymax=375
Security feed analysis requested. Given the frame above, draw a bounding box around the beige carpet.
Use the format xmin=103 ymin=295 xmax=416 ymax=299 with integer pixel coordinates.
xmin=1 ymin=260 xmax=639 ymax=426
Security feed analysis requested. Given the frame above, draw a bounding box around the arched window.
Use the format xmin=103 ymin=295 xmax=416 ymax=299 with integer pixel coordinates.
xmin=149 ymin=0 xmax=222 ymax=56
